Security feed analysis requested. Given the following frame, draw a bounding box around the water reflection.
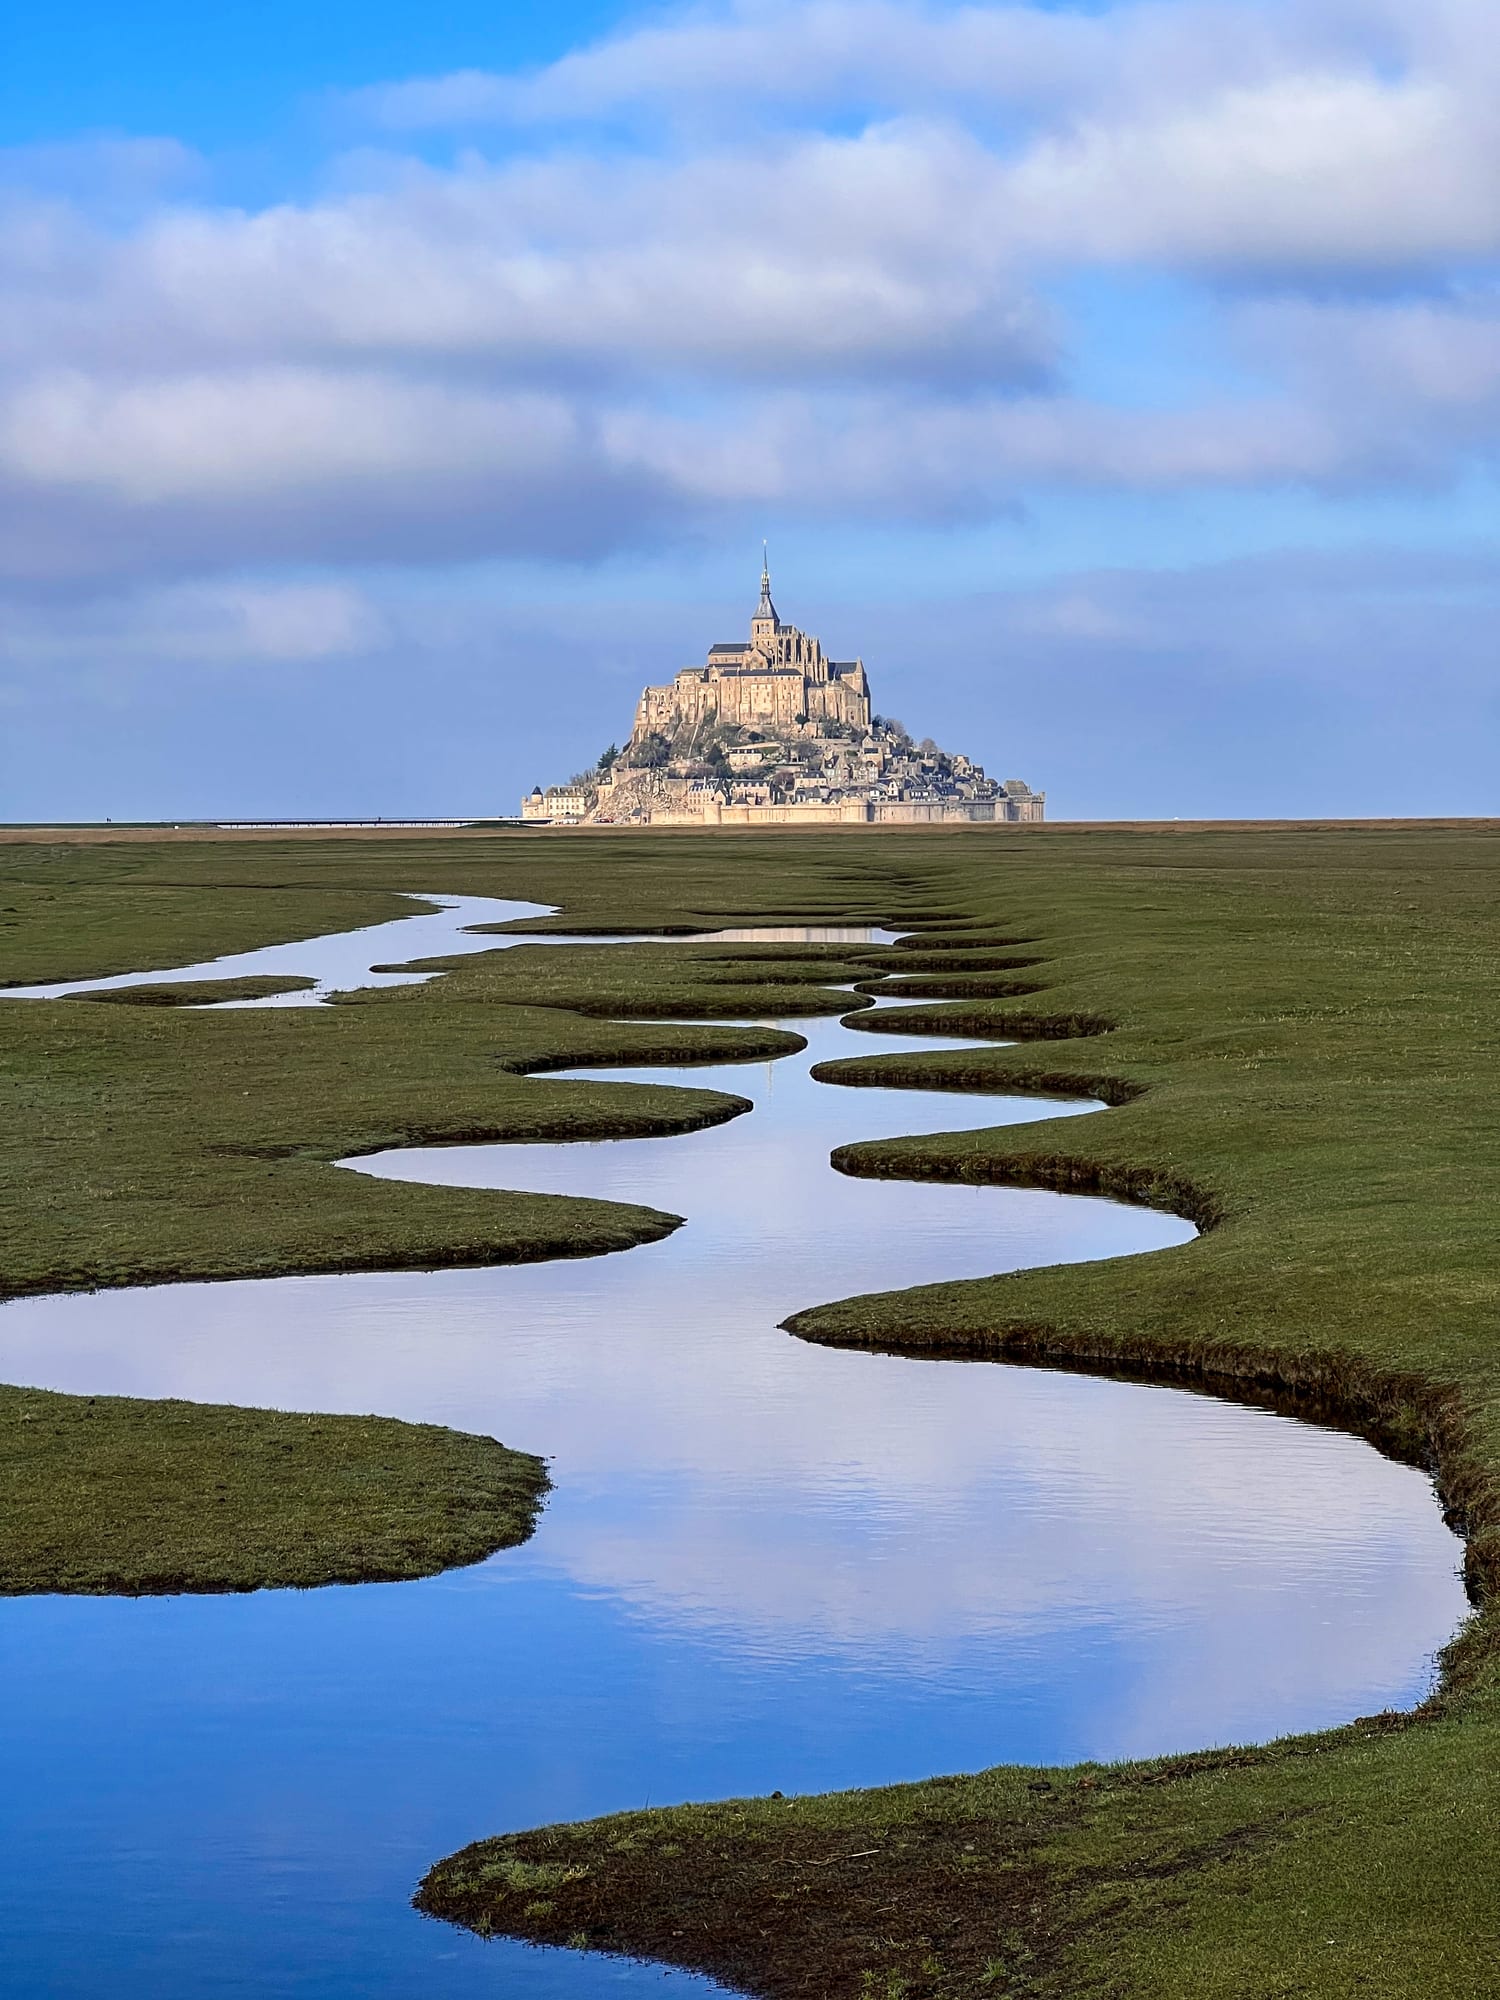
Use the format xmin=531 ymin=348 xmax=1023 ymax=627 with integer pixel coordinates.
xmin=0 ymin=903 xmax=1470 ymax=1999
xmin=0 ymin=893 xmax=558 ymax=1005
xmin=0 ymin=896 xmax=902 ymax=1008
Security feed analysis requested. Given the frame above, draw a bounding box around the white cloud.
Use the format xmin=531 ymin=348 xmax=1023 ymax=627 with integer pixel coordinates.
xmin=0 ymin=0 xmax=1497 ymax=590
xmin=0 ymin=351 xmax=1485 ymax=586
xmin=1 ymin=579 xmax=389 ymax=668
xmin=189 ymin=581 xmax=389 ymax=661
xmin=0 ymin=133 xmax=200 ymax=204
xmin=1010 ymin=591 xmax=1151 ymax=643
xmin=1244 ymin=293 xmax=1500 ymax=413
xmin=607 ymin=387 xmax=1351 ymax=507
xmin=0 ymin=129 xmax=1052 ymax=388
xmin=0 ymin=367 xmax=584 ymax=501
xmin=346 ymin=0 xmax=1500 ymax=275
xmin=1001 ymin=72 xmax=1498 ymax=270
xmin=344 ymin=0 xmax=1343 ymax=131
xmin=0 ymin=366 xmax=1378 ymax=587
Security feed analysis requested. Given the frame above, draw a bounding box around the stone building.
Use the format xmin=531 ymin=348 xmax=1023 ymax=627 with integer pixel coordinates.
xmin=522 ymin=554 xmax=1044 ymax=828
xmin=632 ymin=558 xmax=870 ymax=744
xmin=521 ymin=783 xmax=590 ymax=822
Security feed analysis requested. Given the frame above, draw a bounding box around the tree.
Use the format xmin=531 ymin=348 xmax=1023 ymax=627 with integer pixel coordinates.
xmin=597 ymin=743 xmax=619 ymax=771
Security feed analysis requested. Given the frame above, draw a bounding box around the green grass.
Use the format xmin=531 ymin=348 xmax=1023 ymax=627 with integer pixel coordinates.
xmin=417 ymin=1711 xmax=1500 ymax=2000
xmin=0 ymin=863 xmax=413 ymax=985
xmin=4 ymin=824 xmax=1499 ymax=1991
xmin=0 ymin=1384 xmax=548 ymax=1594
xmin=0 ymin=940 xmax=893 ymax=1309
xmin=73 ymin=975 xmax=318 ymax=1005
xmin=0 ymin=837 xmax=894 ymax=1591
xmin=410 ymin=824 xmax=1494 ymax=2000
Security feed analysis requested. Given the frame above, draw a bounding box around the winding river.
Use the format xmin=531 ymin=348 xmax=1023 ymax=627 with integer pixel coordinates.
xmin=0 ymin=896 xmax=1470 ymax=1997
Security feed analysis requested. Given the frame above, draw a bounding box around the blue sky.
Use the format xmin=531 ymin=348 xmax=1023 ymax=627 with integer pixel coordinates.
xmin=1 ymin=0 xmax=1496 ymax=821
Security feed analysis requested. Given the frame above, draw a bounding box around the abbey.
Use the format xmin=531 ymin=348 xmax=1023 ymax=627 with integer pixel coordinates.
xmin=523 ymin=556 xmax=1044 ymax=828
xmin=633 ymin=562 xmax=871 ymax=743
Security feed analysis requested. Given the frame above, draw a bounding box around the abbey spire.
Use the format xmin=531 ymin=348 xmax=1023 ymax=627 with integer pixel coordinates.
xmin=753 ymin=543 xmax=779 ymax=635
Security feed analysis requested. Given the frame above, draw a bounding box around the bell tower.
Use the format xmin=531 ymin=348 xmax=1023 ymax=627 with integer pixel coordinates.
xmin=750 ymin=542 xmax=779 ymax=651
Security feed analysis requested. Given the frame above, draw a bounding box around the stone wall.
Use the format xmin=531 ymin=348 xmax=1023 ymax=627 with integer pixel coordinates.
xmin=632 ymin=618 xmax=870 ymax=744
xmin=647 ymin=796 xmax=1045 ymax=828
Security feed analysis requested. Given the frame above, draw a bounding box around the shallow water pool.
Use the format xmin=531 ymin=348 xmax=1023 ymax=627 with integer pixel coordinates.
xmin=0 ymin=898 xmax=1469 ymax=1996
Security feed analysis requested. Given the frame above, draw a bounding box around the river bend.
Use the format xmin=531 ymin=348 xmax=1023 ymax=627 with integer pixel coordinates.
xmin=0 ymin=895 xmax=1469 ymax=1997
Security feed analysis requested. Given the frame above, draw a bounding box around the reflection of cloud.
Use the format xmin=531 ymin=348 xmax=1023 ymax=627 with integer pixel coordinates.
xmin=0 ymin=1009 xmax=1466 ymax=1759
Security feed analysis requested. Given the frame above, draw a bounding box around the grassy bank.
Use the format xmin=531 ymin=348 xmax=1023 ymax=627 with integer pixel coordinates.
xmin=0 ymin=938 xmax=891 ymax=1309
xmin=0 ymin=834 xmax=895 ymax=1590
xmin=0 ymin=859 xmax=414 ymax=985
xmin=0 ymin=1384 xmax=548 ymax=1594
xmin=3 ymin=825 xmax=1498 ymax=1990
xmin=74 ymin=974 xmax=318 ymax=1005
xmin=408 ymin=824 xmax=1495 ymax=2000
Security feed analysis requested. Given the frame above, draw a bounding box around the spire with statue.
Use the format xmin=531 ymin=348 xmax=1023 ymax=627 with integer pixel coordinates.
xmin=754 ymin=543 xmax=778 ymax=630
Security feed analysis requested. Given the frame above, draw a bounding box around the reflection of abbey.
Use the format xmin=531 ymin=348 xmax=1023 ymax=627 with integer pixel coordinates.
xmin=523 ymin=556 xmax=1044 ymax=828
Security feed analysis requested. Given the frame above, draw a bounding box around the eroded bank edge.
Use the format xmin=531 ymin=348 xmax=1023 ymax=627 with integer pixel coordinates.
xmin=0 ymin=913 xmax=940 ymax=1594
xmin=412 ymin=921 xmax=1495 ymax=2000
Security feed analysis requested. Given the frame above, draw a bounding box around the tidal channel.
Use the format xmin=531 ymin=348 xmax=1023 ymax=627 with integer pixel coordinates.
xmin=0 ymin=896 xmax=1470 ymax=1997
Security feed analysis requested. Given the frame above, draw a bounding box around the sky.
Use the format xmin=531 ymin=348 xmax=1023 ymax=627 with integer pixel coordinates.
xmin=1 ymin=0 xmax=1496 ymax=822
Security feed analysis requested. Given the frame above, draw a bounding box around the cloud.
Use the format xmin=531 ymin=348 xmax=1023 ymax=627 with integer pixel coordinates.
xmin=846 ymin=541 xmax=1500 ymax=818
xmin=0 ymin=0 xmax=1496 ymax=594
xmin=1001 ymin=71 xmax=1500 ymax=272
xmin=614 ymin=388 xmax=1355 ymax=502
xmin=346 ymin=0 xmax=1500 ymax=275
xmin=342 ymin=0 xmax=1351 ymax=131
xmin=1 ymin=579 xmax=389 ymax=669
xmin=1 ymin=368 xmax=584 ymax=500
xmin=1243 ymin=293 xmax=1500 ymax=418
xmin=0 ymin=133 xmax=200 ymax=206
xmin=0 ymin=367 xmax=1387 ymax=587
xmin=0 ymin=352 xmax=1487 ymax=585
xmin=0 ymin=129 xmax=1053 ymax=388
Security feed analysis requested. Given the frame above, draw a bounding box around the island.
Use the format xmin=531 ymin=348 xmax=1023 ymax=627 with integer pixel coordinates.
xmin=523 ymin=554 xmax=1044 ymax=827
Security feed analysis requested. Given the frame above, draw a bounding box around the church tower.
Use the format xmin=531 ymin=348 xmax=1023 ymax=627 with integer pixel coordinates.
xmin=749 ymin=543 xmax=779 ymax=651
